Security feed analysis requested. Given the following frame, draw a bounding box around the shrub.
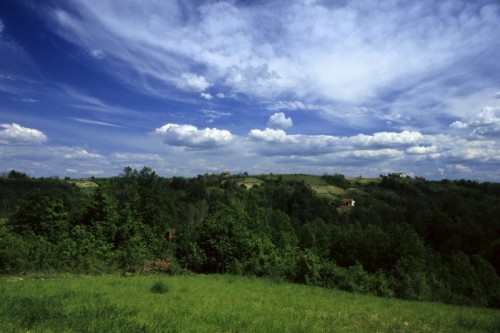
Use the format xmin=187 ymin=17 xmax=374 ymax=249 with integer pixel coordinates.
xmin=141 ymin=258 xmax=171 ymax=274
xmin=151 ymin=281 xmax=169 ymax=294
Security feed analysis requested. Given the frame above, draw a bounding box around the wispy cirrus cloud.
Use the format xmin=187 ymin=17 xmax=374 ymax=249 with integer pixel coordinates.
xmin=71 ymin=118 xmax=126 ymax=128
xmin=63 ymin=149 xmax=102 ymax=160
xmin=42 ymin=0 xmax=500 ymax=107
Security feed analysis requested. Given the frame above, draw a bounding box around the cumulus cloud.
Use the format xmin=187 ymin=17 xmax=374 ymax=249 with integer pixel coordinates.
xmin=450 ymin=106 xmax=500 ymax=137
xmin=200 ymin=92 xmax=213 ymax=100
xmin=176 ymin=73 xmax=211 ymax=92
xmin=267 ymin=112 xmax=293 ymax=129
xmin=426 ymin=134 xmax=500 ymax=162
xmin=155 ymin=123 xmax=233 ymax=149
xmin=248 ymin=128 xmax=293 ymax=143
xmin=248 ymin=128 xmax=423 ymax=156
xmin=0 ymin=123 xmax=47 ymax=145
xmin=337 ymin=149 xmax=404 ymax=161
xmin=406 ymin=145 xmax=439 ymax=155
xmin=449 ymin=121 xmax=468 ymax=129
xmin=469 ymin=106 xmax=500 ymax=136
xmin=348 ymin=131 xmax=423 ymax=148
xmin=449 ymin=164 xmax=472 ymax=174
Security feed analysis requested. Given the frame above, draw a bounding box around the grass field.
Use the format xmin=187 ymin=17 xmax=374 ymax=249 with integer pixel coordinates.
xmin=311 ymin=184 xmax=346 ymax=197
xmin=1 ymin=274 xmax=499 ymax=332
xmin=237 ymin=177 xmax=265 ymax=189
xmin=67 ymin=179 xmax=99 ymax=188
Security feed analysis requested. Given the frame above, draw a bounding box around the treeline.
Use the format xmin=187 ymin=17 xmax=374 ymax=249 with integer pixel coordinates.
xmin=0 ymin=167 xmax=499 ymax=308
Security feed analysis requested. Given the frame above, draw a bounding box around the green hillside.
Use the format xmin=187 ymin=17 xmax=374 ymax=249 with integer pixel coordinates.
xmin=1 ymin=274 xmax=499 ymax=333
xmin=1 ymin=167 xmax=499 ymax=309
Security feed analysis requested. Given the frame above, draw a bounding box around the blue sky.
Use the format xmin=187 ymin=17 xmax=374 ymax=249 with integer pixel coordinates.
xmin=1 ymin=0 xmax=500 ymax=179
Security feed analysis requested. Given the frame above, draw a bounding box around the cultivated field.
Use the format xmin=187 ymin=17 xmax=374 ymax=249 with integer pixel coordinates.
xmin=1 ymin=274 xmax=498 ymax=332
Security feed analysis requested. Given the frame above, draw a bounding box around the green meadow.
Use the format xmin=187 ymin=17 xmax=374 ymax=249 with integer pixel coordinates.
xmin=1 ymin=274 xmax=499 ymax=333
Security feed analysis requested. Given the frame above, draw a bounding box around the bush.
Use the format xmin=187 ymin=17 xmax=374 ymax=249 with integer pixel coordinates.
xmin=141 ymin=258 xmax=172 ymax=274
xmin=151 ymin=281 xmax=169 ymax=294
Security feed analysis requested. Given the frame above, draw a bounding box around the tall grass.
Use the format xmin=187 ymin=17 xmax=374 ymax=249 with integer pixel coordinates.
xmin=1 ymin=274 xmax=499 ymax=332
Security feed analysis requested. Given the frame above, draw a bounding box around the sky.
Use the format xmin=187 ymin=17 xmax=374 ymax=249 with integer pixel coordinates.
xmin=1 ymin=0 xmax=500 ymax=180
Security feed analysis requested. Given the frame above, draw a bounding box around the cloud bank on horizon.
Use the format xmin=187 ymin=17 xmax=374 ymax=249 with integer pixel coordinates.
xmin=1 ymin=0 xmax=500 ymax=180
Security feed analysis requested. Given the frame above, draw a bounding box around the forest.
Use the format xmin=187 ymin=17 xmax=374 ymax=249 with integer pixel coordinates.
xmin=0 ymin=167 xmax=499 ymax=308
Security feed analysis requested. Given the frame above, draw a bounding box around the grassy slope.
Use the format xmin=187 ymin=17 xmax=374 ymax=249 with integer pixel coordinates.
xmin=1 ymin=274 xmax=499 ymax=333
xmin=254 ymin=174 xmax=378 ymax=201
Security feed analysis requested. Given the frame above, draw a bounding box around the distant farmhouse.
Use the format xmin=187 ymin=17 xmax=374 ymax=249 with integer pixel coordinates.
xmin=340 ymin=198 xmax=355 ymax=207
xmin=389 ymin=172 xmax=409 ymax=178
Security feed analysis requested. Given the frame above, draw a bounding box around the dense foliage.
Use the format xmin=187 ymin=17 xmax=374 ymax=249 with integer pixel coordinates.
xmin=1 ymin=168 xmax=499 ymax=308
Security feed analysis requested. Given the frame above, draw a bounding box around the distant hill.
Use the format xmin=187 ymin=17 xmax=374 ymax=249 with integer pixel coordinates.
xmin=1 ymin=168 xmax=499 ymax=308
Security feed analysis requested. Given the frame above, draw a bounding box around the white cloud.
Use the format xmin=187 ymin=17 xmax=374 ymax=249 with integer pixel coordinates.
xmin=84 ymin=170 xmax=104 ymax=176
xmin=337 ymin=149 xmax=404 ymax=160
xmin=248 ymin=128 xmax=293 ymax=143
xmin=0 ymin=123 xmax=47 ymax=145
xmin=201 ymin=109 xmax=231 ymax=120
xmin=448 ymin=164 xmax=472 ymax=174
xmin=112 ymin=152 xmax=162 ymax=162
xmin=89 ymin=49 xmax=104 ymax=59
xmin=248 ymin=128 xmax=423 ymax=156
xmin=450 ymin=121 xmax=468 ymax=129
xmin=449 ymin=106 xmax=500 ymax=137
xmin=0 ymin=19 xmax=4 ymax=34
xmin=268 ymin=101 xmax=308 ymax=111
xmin=176 ymin=73 xmax=211 ymax=92
xmin=19 ymin=98 xmax=37 ymax=103
xmin=470 ymin=106 xmax=500 ymax=126
xmin=406 ymin=145 xmax=439 ymax=155
xmin=348 ymin=131 xmax=423 ymax=148
xmin=155 ymin=123 xmax=233 ymax=149
xmin=64 ymin=149 xmax=102 ymax=159
xmin=72 ymin=117 xmax=125 ymax=128
xmin=267 ymin=112 xmax=293 ymax=129
xmin=200 ymin=92 xmax=213 ymax=100
xmin=45 ymin=0 xmax=500 ymax=105
xmin=428 ymin=134 xmax=500 ymax=162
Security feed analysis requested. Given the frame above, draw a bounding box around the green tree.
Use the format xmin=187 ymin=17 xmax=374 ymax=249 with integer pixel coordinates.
xmin=0 ymin=217 xmax=29 ymax=273
xmin=13 ymin=190 xmax=69 ymax=243
xmin=197 ymin=202 xmax=275 ymax=274
xmin=80 ymin=188 xmax=118 ymax=245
